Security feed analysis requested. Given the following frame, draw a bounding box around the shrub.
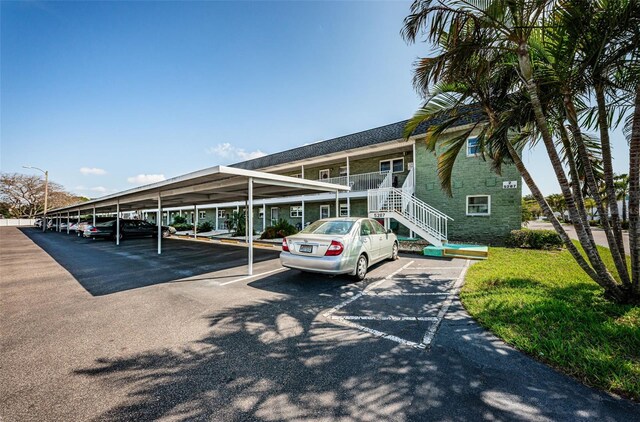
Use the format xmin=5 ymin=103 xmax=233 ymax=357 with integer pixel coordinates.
xmin=260 ymin=219 xmax=298 ymax=239
xmin=172 ymin=215 xmax=187 ymax=225
xmin=506 ymin=229 xmax=563 ymax=250
xmin=197 ymin=221 xmax=213 ymax=232
xmin=171 ymin=223 xmax=193 ymax=231
xmin=260 ymin=227 xmax=278 ymax=240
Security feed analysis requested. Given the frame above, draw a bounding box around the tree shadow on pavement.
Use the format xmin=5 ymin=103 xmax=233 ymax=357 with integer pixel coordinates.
xmin=71 ymin=274 xmax=635 ymax=421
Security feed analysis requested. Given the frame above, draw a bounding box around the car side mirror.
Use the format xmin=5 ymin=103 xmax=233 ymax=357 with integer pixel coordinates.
xmin=387 ymin=229 xmax=393 ymax=234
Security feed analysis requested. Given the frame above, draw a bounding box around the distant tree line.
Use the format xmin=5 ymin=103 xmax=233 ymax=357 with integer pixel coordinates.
xmin=0 ymin=172 xmax=88 ymax=218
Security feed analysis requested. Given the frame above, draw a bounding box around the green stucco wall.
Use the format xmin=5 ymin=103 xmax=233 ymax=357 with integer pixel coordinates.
xmin=414 ymin=136 xmax=522 ymax=244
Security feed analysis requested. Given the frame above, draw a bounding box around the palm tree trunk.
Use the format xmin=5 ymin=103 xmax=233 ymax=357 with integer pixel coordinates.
xmin=506 ymin=141 xmax=597 ymax=281
xmin=564 ymin=94 xmax=631 ymax=286
xmin=595 ymin=83 xmax=626 ymax=256
xmin=559 ymin=124 xmax=593 ymax=233
xmin=517 ymin=47 xmax=625 ymax=301
xmin=629 ymin=84 xmax=640 ymax=295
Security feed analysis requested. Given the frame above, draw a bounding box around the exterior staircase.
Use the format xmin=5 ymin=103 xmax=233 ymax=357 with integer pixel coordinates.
xmin=367 ymin=168 xmax=452 ymax=247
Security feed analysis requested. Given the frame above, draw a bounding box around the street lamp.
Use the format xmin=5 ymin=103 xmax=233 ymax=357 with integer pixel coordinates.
xmin=23 ymin=165 xmax=48 ymax=232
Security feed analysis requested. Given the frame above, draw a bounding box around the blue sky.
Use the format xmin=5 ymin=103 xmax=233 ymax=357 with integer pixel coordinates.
xmin=0 ymin=1 xmax=631 ymax=198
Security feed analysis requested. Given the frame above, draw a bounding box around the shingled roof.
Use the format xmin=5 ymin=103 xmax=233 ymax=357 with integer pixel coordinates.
xmin=230 ymin=109 xmax=480 ymax=171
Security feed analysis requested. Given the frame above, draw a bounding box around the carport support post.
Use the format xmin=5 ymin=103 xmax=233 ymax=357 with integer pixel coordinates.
xmin=262 ymin=204 xmax=266 ymax=231
xmin=335 ymin=191 xmax=339 ymax=217
xmin=215 ymin=207 xmax=219 ymax=231
xmin=248 ymin=177 xmax=253 ymax=276
xmin=92 ymin=207 xmax=96 ymax=226
xmin=77 ymin=210 xmax=80 ymax=233
xmin=157 ymin=195 xmax=162 ymax=255
xmin=116 ymin=200 xmax=120 ymax=246
xmin=66 ymin=212 xmax=70 ymax=234
xmin=193 ymin=205 xmax=197 ymax=239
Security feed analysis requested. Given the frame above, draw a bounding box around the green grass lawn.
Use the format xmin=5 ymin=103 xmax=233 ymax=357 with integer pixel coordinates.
xmin=461 ymin=245 xmax=640 ymax=401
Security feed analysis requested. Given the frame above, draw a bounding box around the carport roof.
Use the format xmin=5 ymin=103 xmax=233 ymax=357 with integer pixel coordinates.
xmin=47 ymin=165 xmax=350 ymax=213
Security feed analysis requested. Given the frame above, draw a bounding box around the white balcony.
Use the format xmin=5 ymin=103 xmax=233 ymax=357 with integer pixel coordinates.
xmin=319 ymin=171 xmax=402 ymax=191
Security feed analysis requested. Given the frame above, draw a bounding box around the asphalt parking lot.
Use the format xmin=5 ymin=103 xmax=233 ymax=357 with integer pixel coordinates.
xmin=1 ymin=227 xmax=639 ymax=421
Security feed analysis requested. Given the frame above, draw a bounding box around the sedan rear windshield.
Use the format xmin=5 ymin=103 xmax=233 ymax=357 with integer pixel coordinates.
xmin=300 ymin=220 xmax=355 ymax=235
xmin=96 ymin=220 xmax=116 ymax=227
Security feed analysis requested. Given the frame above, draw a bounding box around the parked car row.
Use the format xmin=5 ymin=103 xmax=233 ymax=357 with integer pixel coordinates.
xmin=83 ymin=219 xmax=175 ymax=240
xmin=36 ymin=217 xmax=176 ymax=241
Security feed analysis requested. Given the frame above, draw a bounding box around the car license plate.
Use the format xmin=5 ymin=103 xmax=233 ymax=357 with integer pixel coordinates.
xmin=299 ymin=244 xmax=313 ymax=253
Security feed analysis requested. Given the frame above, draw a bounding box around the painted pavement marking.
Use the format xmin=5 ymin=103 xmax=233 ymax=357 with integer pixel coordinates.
xmin=323 ymin=259 xmax=469 ymax=350
xmin=329 ymin=315 xmax=440 ymax=322
xmin=219 ymin=267 xmax=288 ymax=286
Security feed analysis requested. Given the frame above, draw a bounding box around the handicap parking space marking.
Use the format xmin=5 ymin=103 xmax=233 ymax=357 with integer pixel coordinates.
xmin=323 ymin=258 xmax=470 ymax=350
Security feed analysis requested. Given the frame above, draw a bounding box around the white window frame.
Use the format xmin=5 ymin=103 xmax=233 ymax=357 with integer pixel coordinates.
xmin=379 ymin=157 xmax=404 ymax=173
xmin=339 ymin=203 xmax=349 ymax=217
xmin=320 ymin=205 xmax=330 ymax=219
xmin=467 ymin=136 xmax=480 ymax=157
xmin=199 ymin=211 xmax=206 ymax=219
xmin=339 ymin=166 xmax=348 ymax=177
xmin=319 ymin=169 xmax=331 ymax=180
xmin=466 ymin=195 xmax=491 ymax=216
xmin=217 ymin=209 xmax=226 ymax=219
xmin=290 ymin=206 xmax=303 ymax=218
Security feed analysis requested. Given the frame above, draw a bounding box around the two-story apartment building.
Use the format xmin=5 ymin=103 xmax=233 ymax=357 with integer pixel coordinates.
xmin=156 ymin=118 xmax=522 ymax=245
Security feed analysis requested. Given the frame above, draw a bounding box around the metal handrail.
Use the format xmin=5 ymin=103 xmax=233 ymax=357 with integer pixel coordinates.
xmin=368 ymin=187 xmax=452 ymax=242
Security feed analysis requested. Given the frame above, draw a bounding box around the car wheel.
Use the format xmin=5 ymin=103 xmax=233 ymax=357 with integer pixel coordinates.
xmin=389 ymin=242 xmax=399 ymax=261
xmin=354 ymin=254 xmax=368 ymax=281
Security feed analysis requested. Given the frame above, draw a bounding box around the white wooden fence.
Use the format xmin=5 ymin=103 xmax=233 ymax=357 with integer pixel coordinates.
xmin=0 ymin=218 xmax=36 ymax=227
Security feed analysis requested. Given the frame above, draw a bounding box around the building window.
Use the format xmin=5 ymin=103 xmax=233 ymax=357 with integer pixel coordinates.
xmin=320 ymin=205 xmax=330 ymax=219
xmin=199 ymin=211 xmax=206 ymax=219
xmin=291 ymin=173 xmax=302 ymax=178
xmin=380 ymin=158 xmax=404 ymax=173
xmin=339 ymin=166 xmax=348 ymax=177
xmin=319 ymin=169 xmax=330 ymax=180
xmin=290 ymin=206 xmax=303 ymax=218
xmin=466 ymin=195 xmax=491 ymax=216
xmin=217 ymin=210 xmax=226 ymax=219
xmin=339 ymin=203 xmax=349 ymax=217
xmin=467 ymin=137 xmax=480 ymax=157
xmin=271 ymin=207 xmax=279 ymax=224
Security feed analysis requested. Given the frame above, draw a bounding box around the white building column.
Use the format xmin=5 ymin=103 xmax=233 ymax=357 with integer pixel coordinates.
xmin=116 ymin=199 xmax=120 ymax=246
xmin=92 ymin=207 xmax=96 ymax=226
xmin=301 ymin=200 xmax=305 ymax=228
xmin=262 ymin=203 xmax=266 ymax=231
xmin=247 ymin=178 xmax=254 ymax=276
xmin=335 ymin=191 xmax=339 ymax=217
xmin=157 ymin=195 xmax=162 ymax=255
xmin=215 ymin=207 xmax=219 ymax=231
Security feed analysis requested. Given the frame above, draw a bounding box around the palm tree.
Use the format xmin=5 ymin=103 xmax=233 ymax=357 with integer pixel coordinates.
xmin=402 ymin=0 xmax=640 ymax=303
xmin=615 ymin=174 xmax=630 ymax=224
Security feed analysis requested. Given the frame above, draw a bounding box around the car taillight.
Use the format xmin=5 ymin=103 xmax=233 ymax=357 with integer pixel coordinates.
xmin=90 ymin=227 xmax=98 ymax=232
xmin=282 ymin=238 xmax=290 ymax=252
xmin=325 ymin=240 xmax=344 ymax=256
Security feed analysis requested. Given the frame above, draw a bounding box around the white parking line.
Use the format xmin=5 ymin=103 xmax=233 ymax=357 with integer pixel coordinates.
xmin=323 ymin=259 xmax=470 ymax=350
xmin=219 ymin=267 xmax=288 ymax=286
xmin=330 ymin=315 xmax=439 ymax=322
xmin=407 ymin=267 xmax=466 ymax=270
xmin=421 ymin=261 xmax=470 ymax=346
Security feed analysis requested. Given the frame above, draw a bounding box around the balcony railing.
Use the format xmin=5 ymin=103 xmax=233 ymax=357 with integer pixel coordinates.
xmin=318 ymin=171 xmax=406 ymax=191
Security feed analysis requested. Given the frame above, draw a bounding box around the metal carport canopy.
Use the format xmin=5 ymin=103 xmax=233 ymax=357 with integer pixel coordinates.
xmin=47 ymin=165 xmax=351 ymax=275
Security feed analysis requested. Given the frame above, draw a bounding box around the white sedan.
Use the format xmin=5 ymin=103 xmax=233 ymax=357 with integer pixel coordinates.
xmin=280 ymin=217 xmax=399 ymax=280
